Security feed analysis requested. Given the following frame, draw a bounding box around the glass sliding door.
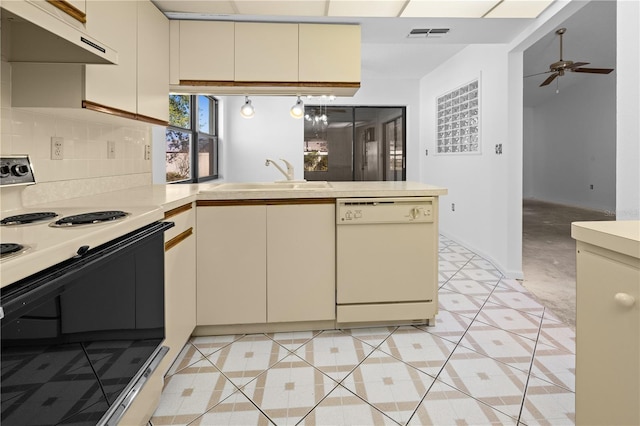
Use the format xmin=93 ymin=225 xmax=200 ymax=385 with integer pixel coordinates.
xmin=384 ymin=116 xmax=404 ymax=181
xmin=303 ymin=106 xmax=406 ymax=182
xmin=304 ymin=106 xmax=354 ymax=181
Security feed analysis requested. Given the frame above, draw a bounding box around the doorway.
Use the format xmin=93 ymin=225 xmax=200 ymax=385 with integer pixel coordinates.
xmin=303 ymin=106 xmax=406 ymax=182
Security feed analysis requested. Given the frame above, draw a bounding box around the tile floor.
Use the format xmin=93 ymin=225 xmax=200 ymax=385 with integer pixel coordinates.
xmin=150 ymin=236 xmax=575 ymax=425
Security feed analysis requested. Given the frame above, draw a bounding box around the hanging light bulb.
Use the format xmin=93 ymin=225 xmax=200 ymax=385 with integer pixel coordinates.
xmin=290 ymin=96 xmax=304 ymax=119
xmin=240 ymin=96 xmax=255 ymax=118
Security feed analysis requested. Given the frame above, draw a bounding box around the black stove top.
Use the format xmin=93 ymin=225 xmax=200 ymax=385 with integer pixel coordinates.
xmin=0 ymin=212 xmax=57 ymax=226
xmin=0 ymin=243 xmax=24 ymax=257
xmin=52 ymin=211 xmax=128 ymax=227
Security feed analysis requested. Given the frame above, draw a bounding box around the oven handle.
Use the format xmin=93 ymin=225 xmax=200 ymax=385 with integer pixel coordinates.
xmin=99 ymin=345 xmax=169 ymax=426
xmin=0 ymin=220 xmax=174 ymax=322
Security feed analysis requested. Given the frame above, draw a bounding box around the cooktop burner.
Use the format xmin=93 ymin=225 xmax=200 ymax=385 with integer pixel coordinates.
xmin=0 ymin=243 xmax=24 ymax=257
xmin=0 ymin=212 xmax=58 ymax=226
xmin=52 ymin=210 xmax=128 ymax=227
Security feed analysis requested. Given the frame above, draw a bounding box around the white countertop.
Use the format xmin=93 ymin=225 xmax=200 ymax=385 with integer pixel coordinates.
xmin=1 ymin=181 xmax=447 ymax=287
xmin=572 ymin=220 xmax=640 ymax=260
xmin=198 ymin=181 xmax=448 ymax=200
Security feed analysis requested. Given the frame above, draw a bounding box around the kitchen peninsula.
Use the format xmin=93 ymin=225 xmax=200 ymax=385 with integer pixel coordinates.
xmin=0 ymin=180 xmax=446 ymax=424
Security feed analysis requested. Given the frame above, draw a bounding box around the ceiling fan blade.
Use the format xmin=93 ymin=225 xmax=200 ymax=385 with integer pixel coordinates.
xmin=540 ymin=73 xmax=559 ymax=87
xmin=525 ymin=70 xmax=553 ymax=78
xmin=573 ymin=67 xmax=614 ymax=74
xmin=568 ymin=61 xmax=590 ymax=69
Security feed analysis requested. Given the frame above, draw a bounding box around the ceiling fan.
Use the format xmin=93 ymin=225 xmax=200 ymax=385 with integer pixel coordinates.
xmin=527 ymin=28 xmax=614 ymax=87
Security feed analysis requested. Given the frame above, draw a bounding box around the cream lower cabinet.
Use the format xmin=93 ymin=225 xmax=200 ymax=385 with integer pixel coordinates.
xmin=266 ymin=202 xmax=335 ymax=323
xmin=159 ymin=203 xmax=197 ymax=376
xmin=573 ymin=221 xmax=640 ymax=425
xmin=197 ymin=203 xmax=267 ymax=325
xmin=196 ymin=200 xmax=335 ymax=326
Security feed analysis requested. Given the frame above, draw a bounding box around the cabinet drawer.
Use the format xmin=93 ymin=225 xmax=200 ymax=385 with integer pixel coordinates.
xmin=164 ymin=203 xmax=195 ymax=242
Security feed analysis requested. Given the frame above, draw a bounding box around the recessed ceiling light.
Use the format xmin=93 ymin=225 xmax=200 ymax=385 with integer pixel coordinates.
xmin=402 ymin=0 xmax=499 ymax=18
xmin=328 ymin=0 xmax=406 ymax=17
xmin=484 ymin=0 xmax=555 ymax=18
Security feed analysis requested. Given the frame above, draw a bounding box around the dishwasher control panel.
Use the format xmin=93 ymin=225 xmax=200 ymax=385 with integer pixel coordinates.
xmin=336 ymin=197 xmax=434 ymax=224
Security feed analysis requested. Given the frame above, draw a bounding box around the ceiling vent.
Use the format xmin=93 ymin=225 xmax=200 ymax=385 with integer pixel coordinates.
xmin=407 ymin=28 xmax=450 ymax=38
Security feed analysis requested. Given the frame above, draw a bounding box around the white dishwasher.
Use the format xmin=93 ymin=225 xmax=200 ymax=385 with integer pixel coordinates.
xmin=336 ymin=197 xmax=438 ymax=325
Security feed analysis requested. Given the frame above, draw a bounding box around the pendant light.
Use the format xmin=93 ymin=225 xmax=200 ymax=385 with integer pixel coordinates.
xmin=240 ymin=96 xmax=255 ymax=118
xmin=290 ymin=96 xmax=304 ymax=119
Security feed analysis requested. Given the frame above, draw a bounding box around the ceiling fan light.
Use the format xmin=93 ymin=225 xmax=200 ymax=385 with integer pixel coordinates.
xmin=290 ymin=97 xmax=304 ymax=119
xmin=240 ymin=96 xmax=255 ymax=118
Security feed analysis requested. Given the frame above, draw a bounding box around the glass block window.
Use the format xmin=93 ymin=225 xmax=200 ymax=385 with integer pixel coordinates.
xmin=436 ymin=79 xmax=480 ymax=154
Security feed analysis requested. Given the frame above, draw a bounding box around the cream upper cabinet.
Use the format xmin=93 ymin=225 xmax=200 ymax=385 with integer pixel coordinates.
xmin=266 ymin=203 xmax=336 ymax=323
xmin=11 ymin=0 xmax=168 ymax=124
xmin=196 ymin=204 xmax=267 ymax=326
xmin=179 ymin=21 xmax=234 ymax=81
xmin=65 ymin=0 xmax=85 ymax=14
xmin=298 ymin=24 xmax=361 ymax=83
xmin=26 ymin=0 xmax=86 ymax=27
xmin=84 ymin=0 xmax=137 ymax=113
xmin=234 ymin=22 xmax=298 ymax=82
xmin=170 ymin=21 xmax=360 ymax=94
xmin=137 ymin=0 xmax=169 ymax=123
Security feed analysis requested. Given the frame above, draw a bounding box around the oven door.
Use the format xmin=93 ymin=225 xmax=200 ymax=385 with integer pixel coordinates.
xmin=0 ymin=221 xmax=173 ymax=426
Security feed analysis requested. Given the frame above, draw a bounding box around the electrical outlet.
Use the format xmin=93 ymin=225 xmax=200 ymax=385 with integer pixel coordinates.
xmin=590 ymin=184 xmax=594 ymax=190
xmin=107 ymin=141 xmax=116 ymax=159
xmin=495 ymin=144 xmax=503 ymax=155
xmin=144 ymin=145 xmax=151 ymax=160
xmin=425 ymin=149 xmax=429 ymax=156
xmin=51 ymin=137 xmax=64 ymax=160
xmin=451 ymin=203 xmax=455 ymax=211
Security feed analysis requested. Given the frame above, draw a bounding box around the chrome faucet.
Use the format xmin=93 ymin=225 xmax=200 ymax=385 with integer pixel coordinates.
xmin=265 ymin=158 xmax=295 ymax=181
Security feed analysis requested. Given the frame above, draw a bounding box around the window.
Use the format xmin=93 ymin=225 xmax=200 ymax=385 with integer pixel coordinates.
xmin=166 ymin=95 xmax=219 ymax=183
xmin=436 ymin=79 xmax=480 ymax=154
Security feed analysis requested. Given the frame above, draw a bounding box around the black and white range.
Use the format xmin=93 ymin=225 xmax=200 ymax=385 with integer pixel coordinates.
xmin=0 ymin=156 xmax=173 ymax=425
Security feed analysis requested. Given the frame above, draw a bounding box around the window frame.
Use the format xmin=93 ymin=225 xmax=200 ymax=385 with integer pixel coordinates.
xmin=166 ymin=94 xmax=219 ymax=184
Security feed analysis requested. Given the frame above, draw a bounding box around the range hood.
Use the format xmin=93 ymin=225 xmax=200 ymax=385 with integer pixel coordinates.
xmin=1 ymin=2 xmax=117 ymax=64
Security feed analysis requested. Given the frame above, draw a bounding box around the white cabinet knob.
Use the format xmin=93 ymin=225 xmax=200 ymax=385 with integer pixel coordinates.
xmin=614 ymin=293 xmax=636 ymax=308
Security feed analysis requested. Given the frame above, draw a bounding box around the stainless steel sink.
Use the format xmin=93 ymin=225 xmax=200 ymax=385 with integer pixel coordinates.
xmin=212 ymin=181 xmax=331 ymax=191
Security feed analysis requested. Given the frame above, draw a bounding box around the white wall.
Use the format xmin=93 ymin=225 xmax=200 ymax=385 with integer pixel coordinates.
xmin=1 ymin=60 xmax=153 ymax=210
xmin=222 ymin=77 xmax=422 ymax=182
xmin=616 ymin=0 xmax=640 ymax=220
xmin=522 ymin=106 xmax=535 ymax=198
xmin=523 ymin=74 xmax=616 ymax=211
xmin=420 ymin=44 xmax=517 ymax=276
xmin=221 ymin=96 xmax=305 ymax=182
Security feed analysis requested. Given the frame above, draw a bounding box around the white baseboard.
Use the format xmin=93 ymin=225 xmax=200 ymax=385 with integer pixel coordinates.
xmin=440 ymin=232 xmax=524 ymax=280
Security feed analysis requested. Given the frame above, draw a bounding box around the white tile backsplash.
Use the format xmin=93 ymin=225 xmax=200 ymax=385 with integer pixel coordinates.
xmin=1 ymin=60 xmax=153 ymax=210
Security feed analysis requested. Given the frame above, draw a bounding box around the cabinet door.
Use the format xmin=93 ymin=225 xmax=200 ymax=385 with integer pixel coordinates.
xmin=234 ymin=22 xmax=298 ymax=82
xmin=298 ymin=24 xmax=360 ymax=83
xmin=266 ymin=203 xmax=335 ymax=323
xmin=163 ymin=225 xmax=196 ymax=375
xmin=576 ymin=247 xmax=640 ymax=425
xmin=137 ymin=0 xmax=169 ymax=123
xmin=84 ymin=0 xmax=137 ymax=112
xmin=179 ymin=21 xmax=234 ymax=81
xmin=197 ymin=205 xmax=267 ymax=325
